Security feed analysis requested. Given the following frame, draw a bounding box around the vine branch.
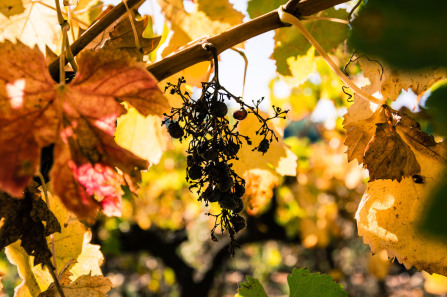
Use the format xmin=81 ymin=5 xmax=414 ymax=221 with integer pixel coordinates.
xmin=147 ymin=0 xmax=349 ymax=81
xmin=48 ymin=0 xmax=349 ymax=81
xmin=48 ymin=0 xmax=144 ymax=81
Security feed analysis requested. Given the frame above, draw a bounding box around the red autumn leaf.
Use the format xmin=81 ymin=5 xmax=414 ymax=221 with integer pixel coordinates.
xmin=0 ymin=41 xmax=169 ymax=219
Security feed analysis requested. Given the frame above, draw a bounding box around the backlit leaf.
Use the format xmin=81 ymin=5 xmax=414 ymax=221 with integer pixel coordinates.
xmin=5 ymin=189 xmax=106 ymax=296
xmin=247 ymin=0 xmax=287 ymax=19
xmin=358 ymin=57 xmax=445 ymax=101
xmin=273 ymin=8 xmax=349 ymax=75
xmin=364 ymin=123 xmax=420 ymax=182
xmin=356 ymin=141 xmax=447 ymax=275
xmin=101 ymin=16 xmax=161 ymax=60
xmin=197 ymin=0 xmax=244 ymax=26
xmin=115 ymin=107 xmax=170 ymax=166
xmin=0 ymin=0 xmax=25 ymax=17
xmin=232 ymin=113 xmax=296 ymax=214
xmin=0 ymin=41 xmax=169 ymax=219
xmin=38 ymin=273 xmax=112 ymax=297
xmin=0 ymin=0 xmax=59 ymax=50
xmin=344 ymin=106 xmax=386 ymax=164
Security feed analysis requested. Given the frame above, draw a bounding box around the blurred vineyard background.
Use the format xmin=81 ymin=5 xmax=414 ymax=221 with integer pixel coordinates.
xmin=1 ymin=0 xmax=447 ymax=296
xmin=2 ymin=56 xmax=445 ymax=296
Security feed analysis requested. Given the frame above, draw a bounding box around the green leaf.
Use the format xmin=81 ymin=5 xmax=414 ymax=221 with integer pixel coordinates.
xmin=348 ymin=0 xmax=447 ymax=69
xmin=420 ymin=171 xmax=447 ymax=241
xmin=424 ymin=79 xmax=447 ymax=137
xmin=273 ymin=8 xmax=349 ymax=75
xmin=236 ymin=268 xmax=348 ymax=297
xmin=288 ymin=268 xmax=348 ymax=297
xmin=236 ymin=276 xmax=268 ymax=297
xmin=247 ymin=0 xmax=287 ymax=19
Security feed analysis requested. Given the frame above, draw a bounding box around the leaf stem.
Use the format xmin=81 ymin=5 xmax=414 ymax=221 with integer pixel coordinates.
xmin=45 ymin=258 xmax=66 ymax=297
xmin=146 ymin=0 xmax=349 ymax=81
xmin=48 ymin=0 xmax=144 ymax=80
xmin=301 ymin=15 xmax=349 ymax=24
xmin=123 ymin=0 xmax=142 ymax=57
xmin=54 ymin=0 xmax=65 ymax=25
xmin=37 ymin=173 xmax=59 ymax=276
xmin=277 ymin=6 xmax=385 ymax=105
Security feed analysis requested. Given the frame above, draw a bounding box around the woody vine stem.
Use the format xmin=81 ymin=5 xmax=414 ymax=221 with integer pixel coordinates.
xmin=48 ymin=0 xmax=349 ymax=80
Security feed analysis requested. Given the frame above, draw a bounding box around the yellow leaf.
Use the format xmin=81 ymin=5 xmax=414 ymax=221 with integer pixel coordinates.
xmin=355 ymin=141 xmax=447 ymax=275
xmin=38 ymin=273 xmax=112 ymax=297
xmin=358 ymin=57 xmax=445 ymax=100
xmin=343 ymin=94 xmax=381 ymax=127
xmin=282 ymin=48 xmax=317 ymax=87
xmin=344 ymin=106 xmax=386 ymax=164
xmin=197 ymin=0 xmax=244 ymax=27
xmin=115 ymin=107 xmax=170 ymax=165
xmin=0 ymin=0 xmax=60 ymax=51
xmin=243 ymin=169 xmax=279 ymax=215
xmin=232 ymin=113 xmax=297 ymax=214
xmin=0 ymin=0 xmax=25 ymax=17
xmin=368 ymin=250 xmax=391 ymax=280
xmin=5 ymin=190 xmax=105 ymax=296
xmin=159 ymin=0 xmax=240 ymax=42
xmin=423 ymin=272 xmax=447 ymax=295
xmin=5 ymin=242 xmax=41 ymax=297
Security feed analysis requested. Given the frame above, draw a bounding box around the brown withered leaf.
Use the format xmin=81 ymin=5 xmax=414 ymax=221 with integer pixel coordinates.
xmin=395 ymin=112 xmax=447 ymax=160
xmin=364 ymin=123 xmax=420 ymax=182
xmin=39 ymin=273 xmax=112 ymax=297
xmin=102 ymin=16 xmax=161 ymax=60
xmin=0 ymin=183 xmax=60 ymax=268
xmin=344 ymin=105 xmax=387 ymax=163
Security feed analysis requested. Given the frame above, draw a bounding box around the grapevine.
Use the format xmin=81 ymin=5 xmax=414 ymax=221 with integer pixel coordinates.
xmin=162 ymin=44 xmax=287 ymax=252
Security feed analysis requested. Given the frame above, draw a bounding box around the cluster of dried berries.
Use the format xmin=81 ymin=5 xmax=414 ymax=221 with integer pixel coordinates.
xmin=162 ymin=44 xmax=287 ymax=253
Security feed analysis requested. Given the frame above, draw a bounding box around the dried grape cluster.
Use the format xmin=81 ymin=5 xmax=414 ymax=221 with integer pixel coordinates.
xmin=162 ymin=44 xmax=287 ymax=253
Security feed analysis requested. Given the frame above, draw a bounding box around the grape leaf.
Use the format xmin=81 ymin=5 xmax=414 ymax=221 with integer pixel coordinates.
xmin=273 ymin=8 xmax=349 ymax=75
xmin=349 ymin=0 xmax=447 ymax=69
xmin=344 ymin=103 xmax=440 ymax=182
xmin=423 ymin=272 xmax=447 ymax=295
xmin=356 ymin=140 xmax=447 ymax=275
xmin=101 ymin=16 xmax=161 ymax=60
xmin=236 ymin=275 xmax=268 ymax=297
xmin=0 ymin=0 xmax=60 ymax=50
xmin=364 ymin=123 xmax=420 ymax=182
xmin=236 ymin=268 xmax=348 ymax=297
xmin=0 ymin=41 xmax=169 ymax=219
xmin=344 ymin=106 xmax=386 ymax=164
xmin=38 ymin=273 xmax=112 ymax=297
xmin=5 ymin=189 xmax=106 ymax=296
xmin=115 ymin=107 xmax=170 ymax=166
xmin=287 ymin=268 xmax=348 ymax=297
xmin=281 ymin=48 xmax=317 ymax=87
xmin=5 ymin=242 xmax=41 ymax=297
xmin=358 ymin=57 xmax=445 ymax=101
xmin=197 ymin=0 xmax=244 ymax=26
xmin=159 ymin=0 xmax=242 ymax=43
xmin=0 ymin=0 xmax=25 ymax=17
xmin=247 ymin=0 xmax=287 ymax=19
xmin=232 ymin=113 xmax=297 ymax=214
xmin=0 ymin=184 xmax=60 ymax=269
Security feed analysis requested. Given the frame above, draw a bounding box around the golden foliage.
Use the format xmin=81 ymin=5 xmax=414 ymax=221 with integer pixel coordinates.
xmin=355 ymin=141 xmax=447 ymax=275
